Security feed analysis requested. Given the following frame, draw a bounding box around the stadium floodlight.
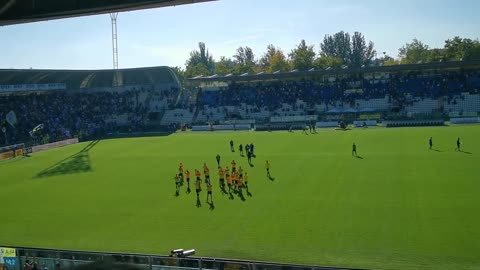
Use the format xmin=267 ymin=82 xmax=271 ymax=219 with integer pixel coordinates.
xmin=170 ymin=249 xmax=184 ymax=257
xmin=181 ymin=249 xmax=195 ymax=257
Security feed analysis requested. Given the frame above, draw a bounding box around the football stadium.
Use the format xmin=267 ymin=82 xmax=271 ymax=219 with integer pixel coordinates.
xmin=1 ymin=1 xmax=480 ymax=270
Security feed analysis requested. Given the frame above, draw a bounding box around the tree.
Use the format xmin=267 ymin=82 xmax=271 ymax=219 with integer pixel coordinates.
xmin=289 ymin=40 xmax=316 ymax=71
xmin=185 ymin=42 xmax=215 ymax=77
xmin=426 ymin=48 xmax=446 ymax=62
xmin=233 ymin=46 xmax=256 ymax=74
xmin=185 ymin=63 xmax=210 ymax=79
xmin=215 ymin=56 xmax=235 ymax=75
xmin=171 ymin=66 xmax=185 ymax=85
xmin=350 ymin=32 xmax=376 ymax=67
xmin=465 ymin=43 xmax=480 ymax=60
xmin=320 ymin=31 xmax=351 ymax=64
xmin=398 ymin=39 xmax=430 ymax=64
xmin=259 ymin=44 xmax=290 ymax=73
xmin=314 ymin=56 xmax=342 ymax=69
xmin=320 ymin=31 xmax=376 ymax=67
xmin=444 ymin=36 xmax=477 ymax=61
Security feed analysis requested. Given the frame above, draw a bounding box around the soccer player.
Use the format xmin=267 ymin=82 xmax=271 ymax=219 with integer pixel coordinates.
xmin=195 ymin=169 xmax=201 ymax=182
xmin=178 ymin=163 xmax=184 ymax=182
xmin=218 ymin=166 xmax=225 ymax=189
xmin=231 ymin=171 xmax=237 ymax=191
xmin=302 ymin=125 xmax=308 ymax=134
xmin=239 ymin=144 xmax=243 ymax=156
xmin=429 ymin=137 xmax=433 ymax=149
xmin=238 ymin=166 xmax=244 ymax=178
xmin=244 ymin=172 xmax=249 ymax=189
xmin=226 ymin=172 xmax=233 ymax=193
xmin=456 ymin=137 xmax=461 ymax=151
xmin=231 ymin=160 xmax=237 ymax=172
xmin=185 ymin=170 xmax=191 ymax=192
xmin=204 ymin=164 xmax=210 ymax=183
xmin=265 ymin=160 xmax=271 ymax=178
xmin=247 ymin=150 xmax=252 ymax=164
xmin=175 ymin=174 xmax=181 ymax=195
xmin=195 ymin=178 xmax=202 ymax=198
xmin=352 ymin=143 xmax=357 ymax=156
xmin=250 ymin=143 xmax=255 ymax=156
xmin=230 ymin=139 xmax=234 ymax=152
xmin=236 ymin=177 xmax=243 ymax=194
xmin=206 ymin=182 xmax=213 ymax=203
xmin=245 ymin=144 xmax=250 ymax=156
xmin=216 ymin=154 xmax=221 ymax=166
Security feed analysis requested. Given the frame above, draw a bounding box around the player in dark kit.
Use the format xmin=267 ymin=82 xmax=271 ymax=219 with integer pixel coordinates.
xmin=352 ymin=143 xmax=357 ymax=156
xmin=247 ymin=150 xmax=252 ymax=164
xmin=216 ymin=154 xmax=221 ymax=167
xmin=429 ymin=137 xmax=433 ymax=150
xmin=455 ymin=137 xmax=461 ymax=151
xmin=265 ymin=160 xmax=271 ymax=178
xmin=230 ymin=140 xmax=234 ymax=152
xmin=239 ymin=144 xmax=243 ymax=156
xmin=250 ymin=143 xmax=255 ymax=156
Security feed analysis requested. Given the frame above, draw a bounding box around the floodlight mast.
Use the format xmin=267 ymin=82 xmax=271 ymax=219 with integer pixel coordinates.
xmin=110 ymin=12 xmax=119 ymax=70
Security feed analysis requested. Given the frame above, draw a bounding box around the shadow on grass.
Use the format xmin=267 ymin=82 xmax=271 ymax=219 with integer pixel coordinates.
xmin=431 ymin=148 xmax=443 ymax=152
xmin=356 ymin=155 xmax=364 ymax=159
xmin=459 ymin=150 xmax=473 ymax=154
xmin=208 ymin=201 xmax=215 ymax=210
xmin=196 ymin=197 xmax=202 ymax=208
xmin=34 ymin=140 xmax=100 ymax=179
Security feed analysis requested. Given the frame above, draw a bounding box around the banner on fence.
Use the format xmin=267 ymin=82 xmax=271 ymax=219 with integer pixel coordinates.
xmin=0 ymin=247 xmax=16 ymax=267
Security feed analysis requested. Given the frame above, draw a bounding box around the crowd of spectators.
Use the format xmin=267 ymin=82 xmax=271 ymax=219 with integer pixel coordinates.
xmin=198 ymin=71 xmax=480 ymax=111
xmin=0 ymin=88 xmax=168 ymax=147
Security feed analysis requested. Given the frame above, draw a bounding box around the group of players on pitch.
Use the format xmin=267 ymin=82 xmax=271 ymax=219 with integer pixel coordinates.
xmin=173 ymin=140 xmax=272 ymax=205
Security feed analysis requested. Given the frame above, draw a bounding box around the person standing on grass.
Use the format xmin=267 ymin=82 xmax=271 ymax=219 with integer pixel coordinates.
xmin=195 ymin=169 xmax=201 ymax=183
xmin=206 ymin=182 xmax=213 ymax=203
xmin=230 ymin=139 xmax=234 ymax=152
xmin=250 ymin=143 xmax=255 ymax=157
xmin=239 ymin=144 xmax=243 ymax=156
xmin=245 ymin=144 xmax=250 ymax=156
xmin=429 ymin=137 xmax=433 ymax=150
xmin=226 ymin=172 xmax=233 ymax=193
xmin=352 ymin=143 xmax=357 ymax=156
xmin=456 ymin=137 xmax=461 ymax=151
xmin=185 ymin=170 xmax=191 ymax=191
xmin=195 ymin=177 xmax=202 ymax=199
xmin=216 ymin=154 xmax=221 ymax=167
xmin=175 ymin=174 xmax=181 ymax=195
xmin=178 ymin=163 xmax=184 ymax=182
xmin=218 ymin=166 xmax=225 ymax=189
xmin=265 ymin=160 xmax=271 ymax=178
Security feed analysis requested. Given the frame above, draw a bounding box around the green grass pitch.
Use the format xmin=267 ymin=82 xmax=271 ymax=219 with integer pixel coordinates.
xmin=1 ymin=125 xmax=480 ymax=270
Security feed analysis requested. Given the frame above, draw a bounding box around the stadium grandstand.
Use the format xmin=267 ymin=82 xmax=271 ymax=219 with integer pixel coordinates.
xmin=2 ymin=60 xmax=480 ymax=147
xmin=0 ymin=66 xmax=180 ymax=146
xmin=176 ymin=60 xmax=480 ymax=128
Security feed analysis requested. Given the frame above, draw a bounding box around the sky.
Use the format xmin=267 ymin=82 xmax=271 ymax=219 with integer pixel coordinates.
xmin=0 ymin=0 xmax=479 ymax=70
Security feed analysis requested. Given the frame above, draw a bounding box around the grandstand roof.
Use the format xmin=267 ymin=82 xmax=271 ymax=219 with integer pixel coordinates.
xmin=0 ymin=0 xmax=214 ymax=26
xmin=0 ymin=66 xmax=179 ymax=90
xmin=187 ymin=60 xmax=480 ymax=83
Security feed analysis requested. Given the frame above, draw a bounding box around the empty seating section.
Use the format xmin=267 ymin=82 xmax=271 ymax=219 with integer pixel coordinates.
xmin=161 ymin=109 xmax=194 ymax=125
xmin=444 ymin=93 xmax=480 ymax=113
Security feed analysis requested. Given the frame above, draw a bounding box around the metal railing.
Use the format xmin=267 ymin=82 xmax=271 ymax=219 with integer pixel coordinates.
xmin=6 ymin=246 xmax=367 ymax=270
